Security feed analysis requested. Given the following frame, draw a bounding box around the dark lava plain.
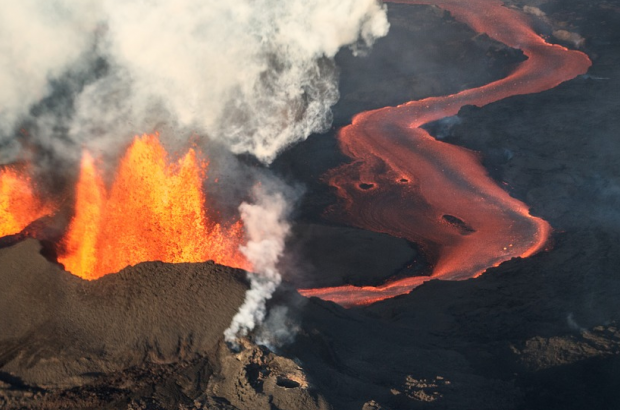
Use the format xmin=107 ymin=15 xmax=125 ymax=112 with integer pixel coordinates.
xmin=278 ymin=0 xmax=620 ymax=409
xmin=2 ymin=0 xmax=620 ymax=409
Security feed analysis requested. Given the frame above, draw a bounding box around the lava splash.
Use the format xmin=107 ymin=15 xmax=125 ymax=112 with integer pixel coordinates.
xmin=58 ymin=134 xmax=249 ymax=280
xmin=299 ymin=0 xmax=591 ymax=307
xmin=0 ymin=166 xmax=52 ymax=238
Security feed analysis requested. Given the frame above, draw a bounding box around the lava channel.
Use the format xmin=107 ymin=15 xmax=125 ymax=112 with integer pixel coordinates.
xmin=299 ymin=0 xmax=591 ymax=307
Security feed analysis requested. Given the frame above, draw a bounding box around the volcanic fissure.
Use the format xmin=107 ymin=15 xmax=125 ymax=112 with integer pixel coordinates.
xmin=0 ymin=0 xmax=591 ymax=309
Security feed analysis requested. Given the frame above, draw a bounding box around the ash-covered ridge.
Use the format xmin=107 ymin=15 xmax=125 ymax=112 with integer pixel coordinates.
xmin=0 ymin=239 xmax=248 ymax=387
xmin=0 ymin=239 xmax=332 ymax=409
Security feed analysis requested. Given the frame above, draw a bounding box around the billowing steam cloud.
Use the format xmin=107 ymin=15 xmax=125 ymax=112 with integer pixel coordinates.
xmin=1 ymin=0 xmax=389 ymax=342
xmin=1 ymin=0 xmax=389 ymax=163
xmin=0 ymin=0 xmax=98 ymax=161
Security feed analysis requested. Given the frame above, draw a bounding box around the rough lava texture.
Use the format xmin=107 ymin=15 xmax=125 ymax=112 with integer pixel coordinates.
xmin=0 ymin=239 xmax=249 ymax=403
xmin=0 ymin=240 xmax=331 ymax=409
xmin=205 ymin=340 xmax=330 ymax=410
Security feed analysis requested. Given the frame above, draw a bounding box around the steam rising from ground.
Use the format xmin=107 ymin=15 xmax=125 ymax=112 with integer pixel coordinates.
xmin=224 ymin=182 xmax=296 ymax=343
xmin=1 ymin=0 xmax=389 ymax=342
xmin=256 ymin=306 xmax=301 ymax=351
xmin=1 ymin=0 xmax=388 ymax=163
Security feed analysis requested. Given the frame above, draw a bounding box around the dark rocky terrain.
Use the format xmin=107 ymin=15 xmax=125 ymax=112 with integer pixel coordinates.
xmin=2 ymin=0 xmax=620 ymax=409
xmin=277 ymin=1 xmax=620 ymax=408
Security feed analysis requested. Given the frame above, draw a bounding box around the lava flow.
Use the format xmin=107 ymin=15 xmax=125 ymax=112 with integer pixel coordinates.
xmin=0 ymin=166 xmax=52 ymax=238
xmin=299 ymin=0 xmax=591 ymax=307
xmin=58 ymin=134 xmax=249 ymax=280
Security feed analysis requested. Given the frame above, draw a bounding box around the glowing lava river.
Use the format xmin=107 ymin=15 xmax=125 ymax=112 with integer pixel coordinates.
xmin=298 ymin=0 xmax=591 ymax=307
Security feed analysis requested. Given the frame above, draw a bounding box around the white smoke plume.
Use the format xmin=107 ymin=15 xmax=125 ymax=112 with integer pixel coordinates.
xmin=0 ymin=0 xmax=99 ymax=160
xmin=255 ymin=306 xmax=301 ymax=351
xmin=224 ymin=183 xmax=293 ymax=343
xmin=1 ymin=0 xmax=389 ymax=164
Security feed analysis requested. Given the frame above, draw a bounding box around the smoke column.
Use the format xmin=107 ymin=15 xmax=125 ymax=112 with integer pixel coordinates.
xmin=224 ymin=183 xmax=294 ymax=343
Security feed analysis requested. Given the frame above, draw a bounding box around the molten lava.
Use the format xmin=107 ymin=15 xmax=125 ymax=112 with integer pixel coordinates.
xmin=58 ymin=134 xmax=249 ymax=280
xmin=0 ymin=166 xmax=52 ymax=237
xmin=299 ymin=0 xmax=591 ymax=307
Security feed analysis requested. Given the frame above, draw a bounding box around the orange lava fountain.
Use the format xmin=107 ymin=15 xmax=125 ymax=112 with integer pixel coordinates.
xmin=58 ymin=134 xmax=249 ymax=280
xmin=0 ymin=166 xmax=52 ymax=237
xmin=299 ymin=0 xmax=591 ymax=307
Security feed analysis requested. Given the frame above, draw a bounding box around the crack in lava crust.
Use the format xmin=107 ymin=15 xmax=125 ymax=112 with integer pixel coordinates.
xmin=298 ymin=0 xmax=591 ymax=307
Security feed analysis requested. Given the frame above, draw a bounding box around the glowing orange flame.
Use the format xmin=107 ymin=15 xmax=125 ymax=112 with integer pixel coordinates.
xmin=58 ymin=134 xmax=249 ymax=280
xmin=0 ymin=166 xmax=52 ymax=237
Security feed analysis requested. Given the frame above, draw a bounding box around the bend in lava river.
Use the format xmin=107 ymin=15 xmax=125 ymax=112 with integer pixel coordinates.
xmin=298 ymin=0 xmax=591 ymax=307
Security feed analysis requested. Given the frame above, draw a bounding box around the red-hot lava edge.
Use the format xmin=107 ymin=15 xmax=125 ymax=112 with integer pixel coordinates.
xmin=298 ymin=0 xmax=591 ymax=307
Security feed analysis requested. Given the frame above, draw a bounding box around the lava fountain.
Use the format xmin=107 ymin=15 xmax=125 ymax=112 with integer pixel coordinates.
xmin=299 ymin=0 xmax=591 ymax=306
xmin=58 ymin=134 xmax=249 ymax=280
xmin=0 ymin=166 xmax=52 ymax=238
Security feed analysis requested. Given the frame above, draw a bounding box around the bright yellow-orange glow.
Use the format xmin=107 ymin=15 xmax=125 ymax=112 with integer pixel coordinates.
xmin=58 ymin=134 xmax=249 ymax=280
xmin=0 ymin=166 xmax=52 ymax=237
